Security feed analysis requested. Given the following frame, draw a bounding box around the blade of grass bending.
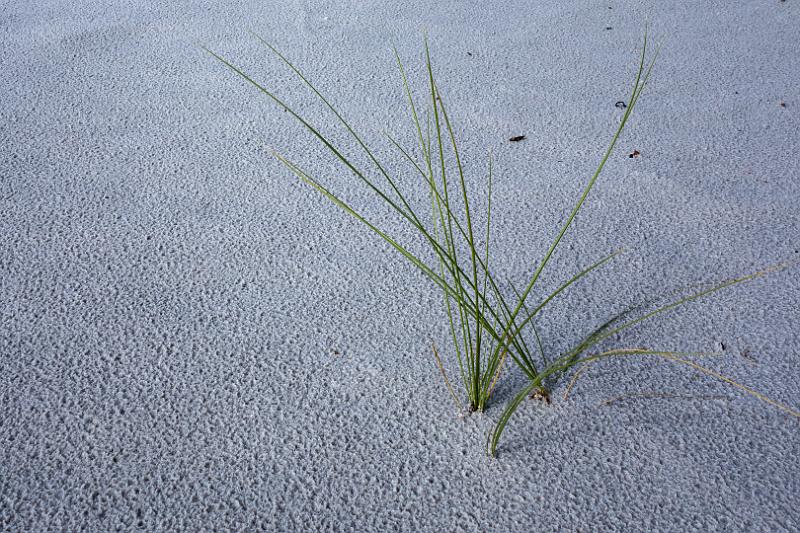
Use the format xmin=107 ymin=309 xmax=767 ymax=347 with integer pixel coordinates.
xmin=491 ymin=260 xmax=791 ymax=454
xmin=557 ymin=280 xmax=714 ymax=371
xmin=578 ymin=264 xmax=785 ymax=355
xmin=562 ymin=347 xmax=725 ymax=400
xmin=487 ymin=379 xmax=544 ymax=457
xmin=493 ymin=29 xmax=655 ymax=366
xmin=547 ymin=265 xmax=776 ymax=384
xmin=562 ymin=362 xmax=590 ymax=400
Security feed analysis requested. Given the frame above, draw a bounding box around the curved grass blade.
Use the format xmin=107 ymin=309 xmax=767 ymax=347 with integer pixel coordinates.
xmin=490 ymin=29 xmax=659 ymax=369
xmin=570 ymin=263 xmax=786 ymax=360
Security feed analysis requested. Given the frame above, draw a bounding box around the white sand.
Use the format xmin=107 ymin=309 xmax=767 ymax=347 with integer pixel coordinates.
xmin=1 ymin=1 xmax=799 ymax=530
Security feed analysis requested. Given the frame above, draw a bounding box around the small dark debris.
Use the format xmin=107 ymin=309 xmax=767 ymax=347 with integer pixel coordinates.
xmin=615 ymin=101 xmax=627 ymax=109
xmin=332 ymin=349 xmax=340 ymax=356
xmin=605 ymin=26 xmax=613 ymax=30
xmin=740 ymin=348 xmax=758 ymax=364
xmin=779 ymin=100 xmax=787 ymax=108
xmin=628 ymin=150 xmax=641 ymax=158
xmin=467 ymin=51 xmax=473 ymax=57
xmin=529 ymin=387 xmax=551 ymax=404
xmin=509 ymin=135 xmax=526 ymax=142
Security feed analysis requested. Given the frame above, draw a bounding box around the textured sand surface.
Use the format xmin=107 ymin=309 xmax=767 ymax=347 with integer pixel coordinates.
xmin=2 ymin=1 xmax=800 ymax=531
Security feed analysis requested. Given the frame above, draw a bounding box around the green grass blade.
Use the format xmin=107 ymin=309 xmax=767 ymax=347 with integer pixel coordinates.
xmin=487 ymin=379 xmax=543 ymax=457
xmin=204 ymin=47 xmax=426 ymax=232
xmin=579 ymin=264 xmax=784 ymax=356
xmin=393 ymin=46 xmax=429 ymax=162
xmin=493 ymin=29 xmax=655 ymax=364
xmin=274 ymin=152 xmax=457 ymax=298
xmin=508 ymin=279 xmax=547 ymax=367
xmin=250 ymin=33 xmax=427 ymax=228
xmin=489 ymin=249 xmax=622 ymax=380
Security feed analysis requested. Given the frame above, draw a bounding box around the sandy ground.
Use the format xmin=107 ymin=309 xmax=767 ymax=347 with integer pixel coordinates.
xmin=2 ymin=0 xmax=800 ymax=531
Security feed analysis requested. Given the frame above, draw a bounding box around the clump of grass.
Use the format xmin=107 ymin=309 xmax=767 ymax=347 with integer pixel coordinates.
xmin=207 ymin=28 xmax=800 ymax=456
